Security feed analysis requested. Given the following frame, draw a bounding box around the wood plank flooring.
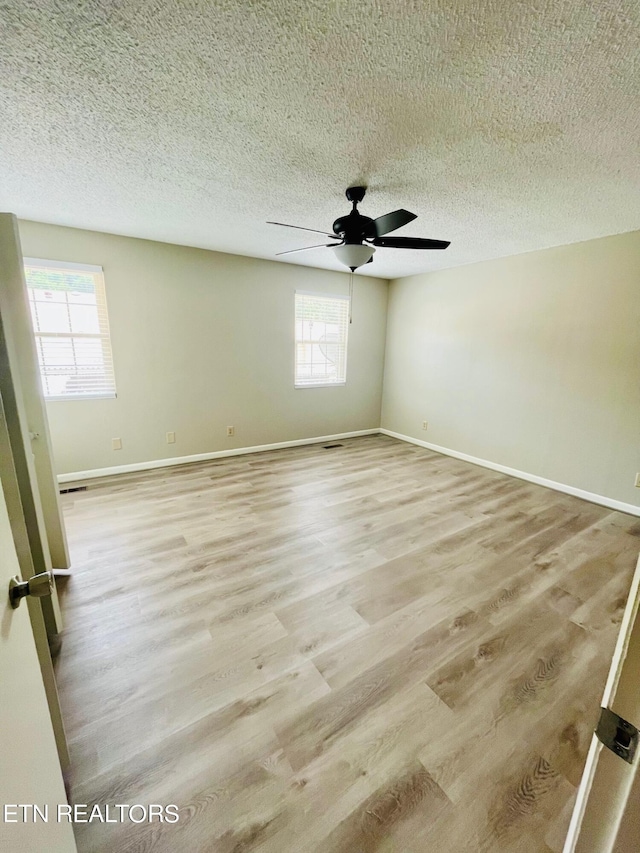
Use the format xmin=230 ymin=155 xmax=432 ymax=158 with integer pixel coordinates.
xmin=54 ymin=435 xmax=640 ymax=852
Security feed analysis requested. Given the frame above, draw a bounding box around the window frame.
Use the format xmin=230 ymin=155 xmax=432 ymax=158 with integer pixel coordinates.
xmin=294 ymin=290 xmax=349 ymax=389
xmin=24 ymin=257 xmax=117 ymax=402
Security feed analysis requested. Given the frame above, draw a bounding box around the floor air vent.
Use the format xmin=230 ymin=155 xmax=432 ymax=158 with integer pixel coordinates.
xmin=323 ymin=443 xmax=344 ymax=449
xmin=59 ymin=486 xmax=87 ymax=494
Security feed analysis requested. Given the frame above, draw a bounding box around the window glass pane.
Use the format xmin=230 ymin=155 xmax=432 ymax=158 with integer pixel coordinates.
xmin=25 ymin=267 xmax=95 ymax=295
xmin=70 ymin=291 xmax=97 ymax=305
xmin=31 ymin=287 xmax=68 ymax=303
xmin=68 ymin=303 xmax=100 ymax=334
xmin=31 ymin=300 xmax=71 ymax=333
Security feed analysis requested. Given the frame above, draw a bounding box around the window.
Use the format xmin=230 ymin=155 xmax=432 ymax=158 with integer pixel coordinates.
xmin=24 ymin=258 xmax=116 ymax=400
xmin=295 ymin=291 xmax=348 ymax=387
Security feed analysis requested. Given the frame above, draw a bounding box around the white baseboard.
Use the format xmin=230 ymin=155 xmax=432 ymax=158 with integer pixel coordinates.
xmin=57 ymin=427 xmax=640 ymax=518
xmin=380 ymin=428 xmax=640 ymax=517
xmin=56 ymin=429 xmax=380 ymax=483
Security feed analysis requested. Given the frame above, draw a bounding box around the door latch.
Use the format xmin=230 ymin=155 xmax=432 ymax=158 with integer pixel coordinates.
xmin=8 ymin=572 xmax=54 ymax=609
xmin=595 ymin=706 xmax=638 ymax=764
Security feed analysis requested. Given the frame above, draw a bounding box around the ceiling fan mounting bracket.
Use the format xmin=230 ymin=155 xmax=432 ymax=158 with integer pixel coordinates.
xmin=345 ymin=186 xmax=367 ymax=205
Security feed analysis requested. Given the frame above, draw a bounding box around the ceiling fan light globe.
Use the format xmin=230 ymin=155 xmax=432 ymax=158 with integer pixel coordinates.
xmin=333 ymin=244 xmax=375 ymax=270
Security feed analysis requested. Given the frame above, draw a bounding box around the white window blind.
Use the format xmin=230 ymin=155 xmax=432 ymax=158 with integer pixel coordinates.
xmin=24 ymin=258 xmax=116 ymax=400
xmin=295 ymin=291 xmax=348 ymax=387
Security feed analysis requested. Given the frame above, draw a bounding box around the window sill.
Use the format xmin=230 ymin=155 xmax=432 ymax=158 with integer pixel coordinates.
xmin=294 ymin=382 xmax=346 ymax=389
xmin=45 ymin=394 xmax=117 ymax=402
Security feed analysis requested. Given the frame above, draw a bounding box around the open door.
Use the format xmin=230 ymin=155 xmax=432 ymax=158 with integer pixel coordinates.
xmin=0 ymin=213 xmax=70 ymax=636
xmin=0 ymin=212 xmax=70 ymax=770
xmin=0 ymin=213 xmax=75 ymax=849
xmin=0 ymin=465 xmax=76 ymax=851
xmin=564 ymin=554 xmax=640 ymax=852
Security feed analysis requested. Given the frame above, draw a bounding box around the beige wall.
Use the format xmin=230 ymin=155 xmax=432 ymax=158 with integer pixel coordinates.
xmin=18 ymin=221 xmax=388 ymax=475
xmin=381 ymin=230 xmax=640 ymax=508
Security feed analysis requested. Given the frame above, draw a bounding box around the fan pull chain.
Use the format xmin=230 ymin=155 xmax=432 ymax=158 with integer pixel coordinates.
xmin=349 ymin=270 xmax=353 ymax=324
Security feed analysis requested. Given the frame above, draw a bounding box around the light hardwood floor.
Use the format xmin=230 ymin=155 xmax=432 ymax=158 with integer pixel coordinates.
xmin=54 ymin=435 xmax=640 ymax=852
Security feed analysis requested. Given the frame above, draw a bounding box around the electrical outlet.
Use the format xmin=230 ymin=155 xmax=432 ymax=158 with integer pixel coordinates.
xmin=112 ymin=438 xmax=122 ymax=450
xmin=422 ymin=421 xmax=428 ymax=430
xmin=635 ymin=473 xmax=640 ymax=488
xmin=166 ymin=431 xmax=176 ymax=444
xmin=227 ymin=426 xmax=235 ymax=437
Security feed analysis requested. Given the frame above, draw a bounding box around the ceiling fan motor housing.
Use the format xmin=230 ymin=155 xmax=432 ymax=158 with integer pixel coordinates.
xmin=332 ymin=212 xmax=376 ymax=242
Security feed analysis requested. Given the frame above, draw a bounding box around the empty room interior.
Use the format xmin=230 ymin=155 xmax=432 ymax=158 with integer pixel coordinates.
xmin=1 ymin=2 xmax=640 ymax=852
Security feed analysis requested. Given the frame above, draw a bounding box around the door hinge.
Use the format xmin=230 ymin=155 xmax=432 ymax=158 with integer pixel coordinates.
xmin=595 ymin=707 xmax=638 ymax=765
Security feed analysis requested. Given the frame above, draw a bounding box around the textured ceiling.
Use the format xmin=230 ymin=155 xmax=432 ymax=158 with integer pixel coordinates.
xmin=1 ymin=1 xmax=639 ymax=279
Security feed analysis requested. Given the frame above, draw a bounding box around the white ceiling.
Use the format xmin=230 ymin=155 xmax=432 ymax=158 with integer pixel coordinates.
xmin=1 ymin=1 xmax=639 ymax=279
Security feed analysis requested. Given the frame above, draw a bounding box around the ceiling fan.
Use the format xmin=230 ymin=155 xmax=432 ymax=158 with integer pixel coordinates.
xmin=268 ymin=186 xmax=450 ymax=270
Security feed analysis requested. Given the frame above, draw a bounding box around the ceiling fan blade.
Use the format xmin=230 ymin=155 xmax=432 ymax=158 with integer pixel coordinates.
xmin=373 ymin=209 xmax=417 ymax=237
xmin=276 ymin=243 xmax=339 ymax=256
xmin=267 ymin=221 xmax=339 ymax=240
xmin=372 ymin=236 xmax=450 ymax=250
